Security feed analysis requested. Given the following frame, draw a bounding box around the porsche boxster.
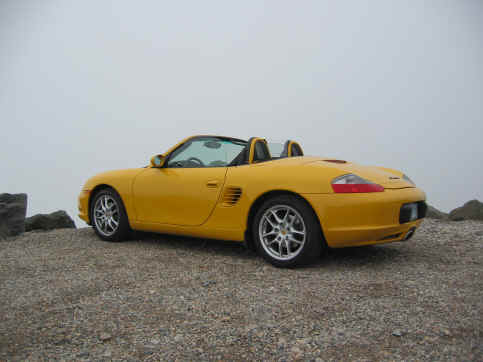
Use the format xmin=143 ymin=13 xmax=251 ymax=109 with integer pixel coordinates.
xmin=78 ymin=135 xmax=427 ymax=267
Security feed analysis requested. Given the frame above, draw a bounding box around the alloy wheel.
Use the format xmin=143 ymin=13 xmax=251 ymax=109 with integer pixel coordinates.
xmin=258 ymin=205 xmax=306 ymax=261
xmin=93 ymin=194 xmax=120 ymax=237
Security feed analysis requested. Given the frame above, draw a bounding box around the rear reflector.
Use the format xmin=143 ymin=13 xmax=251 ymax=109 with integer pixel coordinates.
xmin=331 ymin=174 xmax=385 ymax=193
xmin=331 ymin=183 xmax=384 ymax=193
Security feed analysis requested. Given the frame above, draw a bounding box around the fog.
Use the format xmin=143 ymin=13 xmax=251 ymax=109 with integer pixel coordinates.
xmin=1 ymin=0 xmax=482 ymax=226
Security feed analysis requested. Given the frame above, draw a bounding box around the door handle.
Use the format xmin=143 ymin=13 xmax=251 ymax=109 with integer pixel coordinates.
xmin=206 ymin=180 xmax=219 ymax=188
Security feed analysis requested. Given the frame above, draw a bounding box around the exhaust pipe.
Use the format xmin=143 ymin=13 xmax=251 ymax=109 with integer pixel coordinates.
xmin=403 ymin=228 xmax=416 ymax=241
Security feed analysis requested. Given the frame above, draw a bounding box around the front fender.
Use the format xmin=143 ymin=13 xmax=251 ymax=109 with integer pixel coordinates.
xmin=81 ymin=168 xmax=145 ymax=223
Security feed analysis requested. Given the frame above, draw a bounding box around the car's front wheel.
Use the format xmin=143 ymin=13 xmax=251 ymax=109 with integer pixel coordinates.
xmin=91 ymin=188 xmax=130 ymax=242
xmin=253 ymin=195 xmax=325 ymax=267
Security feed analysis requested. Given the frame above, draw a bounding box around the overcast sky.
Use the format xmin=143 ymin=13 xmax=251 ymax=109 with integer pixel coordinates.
xmin=1 ymin=0 xmax=482 ymax=226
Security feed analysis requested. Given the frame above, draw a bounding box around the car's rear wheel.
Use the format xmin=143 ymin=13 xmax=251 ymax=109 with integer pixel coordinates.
xmin=91 ymin=188 xmax=130 ymax=242
xmin=253 ymin=195 xmax=324 ymax=267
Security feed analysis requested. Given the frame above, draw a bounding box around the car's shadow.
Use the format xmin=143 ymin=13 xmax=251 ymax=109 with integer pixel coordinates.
xmin=130 ymin=231 xmax=253 ymax=259
xmin=128 ymin=231 xmax=408 ymax=268
xmin=315 ymin=244 xmax=405 ymax=268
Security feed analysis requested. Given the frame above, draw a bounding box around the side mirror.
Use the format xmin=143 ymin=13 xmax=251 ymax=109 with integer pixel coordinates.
xmin=150 ymin=154 xmax=166 ymax=168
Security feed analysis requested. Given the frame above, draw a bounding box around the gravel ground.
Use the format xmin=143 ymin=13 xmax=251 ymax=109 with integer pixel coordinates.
xmin=0 ymin=219 xmax=482 ymax=361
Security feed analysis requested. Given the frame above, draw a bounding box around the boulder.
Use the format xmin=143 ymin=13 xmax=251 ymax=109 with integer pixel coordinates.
xmin=25 ymin=210 xmax=76 ymax=231
xmin=449 ymin=200 xmax=483 ymax=221
xmin=0 ymin=193 xmax=28 ymax=238
xmin=426 ymin=205 xmax=448 ymax=220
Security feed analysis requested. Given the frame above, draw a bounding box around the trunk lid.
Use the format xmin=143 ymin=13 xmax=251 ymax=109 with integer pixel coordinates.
xmin=311 ymin=159 xmax=414 ymax=189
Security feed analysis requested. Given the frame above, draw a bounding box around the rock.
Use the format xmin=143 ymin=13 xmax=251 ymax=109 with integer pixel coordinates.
xmin=426 ymin=205 xmax=448 ymax=220
xmin=440 ymin=328 xmax=451 ymax=337
xmin=25 ymin=210 xmax=76 ymax=231
xmin=449 ymin=200 xmax=483 ymax=221
xmin=244 ymin=324 xmax=257 ymax=333
xmin=76 ymin=351 xmax=89 ymax=358
xmin=201 ymin=280 xmax=216 ymax=287
xmin=99 ymin=332 xmax=112 ymax=341
xmin=158 ymin=328 xmax=169 ymax=336
xmin=0 ymin=193 xmax=28 ymax=238
xmin=150 ymin=338 xmax=160 ymax=345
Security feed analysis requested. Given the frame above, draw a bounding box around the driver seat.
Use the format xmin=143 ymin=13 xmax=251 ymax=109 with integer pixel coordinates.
xmin=251 ymin=138 xmax=271 ymax=163
xmin=228 ymin=137 xmax=271 ymax=165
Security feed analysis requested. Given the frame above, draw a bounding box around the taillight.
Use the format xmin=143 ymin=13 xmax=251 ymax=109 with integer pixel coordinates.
xmin=331 ymin=174 xmax=384 ymax=193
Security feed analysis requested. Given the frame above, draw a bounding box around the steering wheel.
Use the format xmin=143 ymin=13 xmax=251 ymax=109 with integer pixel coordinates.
xmin=187 ymin=157 xmax=205 ymax=166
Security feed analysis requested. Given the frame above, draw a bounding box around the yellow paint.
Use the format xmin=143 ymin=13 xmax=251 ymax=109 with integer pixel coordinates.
xmin=78 ymin=135 xmax=426 ymax=248
xmin=132 ymin=167 xmax=227 ymax=225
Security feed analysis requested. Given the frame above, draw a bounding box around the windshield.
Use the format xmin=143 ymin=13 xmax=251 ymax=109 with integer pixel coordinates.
xmin=167 ymin=137 xmax=247 ymax=167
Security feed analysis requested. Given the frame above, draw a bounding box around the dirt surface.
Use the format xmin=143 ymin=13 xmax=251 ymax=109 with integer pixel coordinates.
xmin=1 ymin=219 xmax=482 ymax=361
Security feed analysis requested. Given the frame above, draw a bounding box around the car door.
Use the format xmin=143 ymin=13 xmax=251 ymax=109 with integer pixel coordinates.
xmin=132 ymin=137 xmax=244 ymax=226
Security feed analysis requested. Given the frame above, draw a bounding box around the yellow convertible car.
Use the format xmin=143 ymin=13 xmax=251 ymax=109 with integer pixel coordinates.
xmin=78 ymin=135 xmax=427 ymax=267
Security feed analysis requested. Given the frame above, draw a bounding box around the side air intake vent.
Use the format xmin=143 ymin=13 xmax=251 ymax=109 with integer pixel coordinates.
xmin=222 ymin=187 xmax=242 ymax=206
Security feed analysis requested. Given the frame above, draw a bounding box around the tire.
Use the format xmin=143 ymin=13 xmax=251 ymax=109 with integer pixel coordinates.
xmin=90 ymin=188 xmax=131 ymax=242
xmin=252 ymin=195 xmax=325 ymax=267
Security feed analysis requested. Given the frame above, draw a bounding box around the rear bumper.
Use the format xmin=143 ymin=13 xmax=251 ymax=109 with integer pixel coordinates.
xmin=302 ymin=187 xmax=426 ymax=248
